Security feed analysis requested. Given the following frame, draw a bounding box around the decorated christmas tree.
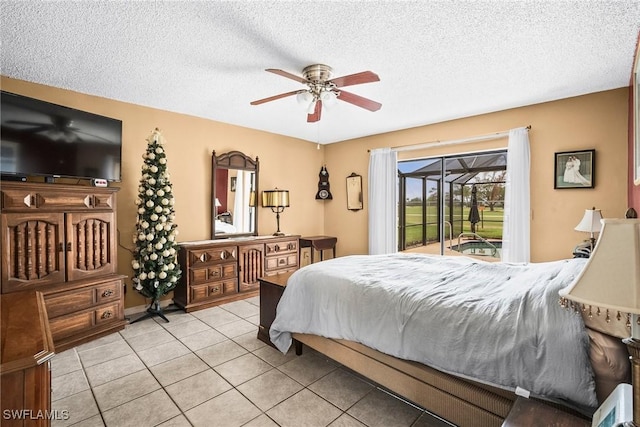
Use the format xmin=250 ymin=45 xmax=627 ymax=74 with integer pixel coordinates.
xmin=131 ymin=128 xmax=182 ymax=322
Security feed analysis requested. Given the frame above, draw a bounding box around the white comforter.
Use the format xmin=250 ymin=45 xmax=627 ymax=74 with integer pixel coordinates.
xmin=270 ymin=253 xmax=597 ymax=408
xmin=214 ymin=219 xmax=237 ymax=234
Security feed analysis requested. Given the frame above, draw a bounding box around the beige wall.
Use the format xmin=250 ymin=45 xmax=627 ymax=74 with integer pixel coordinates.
xmin=1 ymin=76 xmax=629 ymax=308
xmin=1 ymin=76 xmax=326 ymax=309
xmin=325 ymin=88 xmax=629 ymax=262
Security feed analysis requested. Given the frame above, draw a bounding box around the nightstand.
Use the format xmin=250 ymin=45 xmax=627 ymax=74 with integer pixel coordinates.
xmin=299 ymin=235 xmax=337 ymax=263
xmin=502 ymin=397 xmax=590 ymax=427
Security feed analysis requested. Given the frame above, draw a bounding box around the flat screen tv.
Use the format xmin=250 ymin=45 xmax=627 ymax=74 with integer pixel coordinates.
xmin=0 ymin=91 xmax=122 ymax=182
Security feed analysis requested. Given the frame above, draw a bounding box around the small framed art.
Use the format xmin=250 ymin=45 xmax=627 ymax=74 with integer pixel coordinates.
xmin=554 ymin=149 xmax=595 ymax=189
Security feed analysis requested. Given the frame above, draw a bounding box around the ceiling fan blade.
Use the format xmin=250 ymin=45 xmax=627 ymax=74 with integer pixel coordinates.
xmin=307 ymin=100 xmax=322 ymax=123
xmin=329 ymin=71 xmax=379 ymax=88
xmin=5 ymin=122 xmax=53 ymax=133
xmin=265 ymin=68 xmax=308 ymax=84
xmin=337 ymin=90 xmax=382 ymax=112
xmin=73 ymin=129 xmax=113 ymax=143
xmin=7 ymin=120 xmax=46 ymax=125
xmin=250 ymin=90 xmax=303 ymax=105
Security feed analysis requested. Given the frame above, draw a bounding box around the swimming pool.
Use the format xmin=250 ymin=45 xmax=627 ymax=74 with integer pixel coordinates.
xmin=452 ymin=240 xmax=502 ymax=258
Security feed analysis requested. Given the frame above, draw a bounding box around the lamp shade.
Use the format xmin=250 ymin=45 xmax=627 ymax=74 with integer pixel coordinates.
xmin=262 ymin=189 xmax=290 ymax=208
xmin=320 ymin=90 xmax=338 ymax=106
xmin=574 ymin=207 xmax=603 ymax=233
xmin=559 ymin=219 xmax=640 ymax=314
xmin=215 ymin=198 xmax=222 ymax=207
xmin=297 ymin=91 xmax=313 ymax=107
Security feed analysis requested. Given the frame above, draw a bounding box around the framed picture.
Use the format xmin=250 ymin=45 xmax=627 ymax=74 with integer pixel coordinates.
xmin=230 ymin=176 xmax=236 ymax=192
xmin=554 ymin=149 xmax=595 ymax=189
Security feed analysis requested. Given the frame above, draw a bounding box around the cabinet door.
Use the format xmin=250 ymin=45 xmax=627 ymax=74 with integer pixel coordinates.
xmin=66 ymin=212 xmax=116 ymax=281
xmin=1 ymin=212 xmax=65 ymax=293
xmin=238 ymin=243 xmax=264 ymax=292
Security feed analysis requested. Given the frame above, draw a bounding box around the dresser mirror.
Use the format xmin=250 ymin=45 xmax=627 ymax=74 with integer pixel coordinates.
xmin=211 ymin=150 xmax=259 ymax=239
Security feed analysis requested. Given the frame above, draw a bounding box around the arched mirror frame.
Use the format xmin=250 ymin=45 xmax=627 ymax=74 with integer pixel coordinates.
xmin=211 ymin=150 xmax=259 ymax=239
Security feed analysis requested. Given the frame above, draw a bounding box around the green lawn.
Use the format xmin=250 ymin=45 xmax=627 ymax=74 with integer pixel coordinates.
xmin=403 ymin=205 xmax=504 ymax=246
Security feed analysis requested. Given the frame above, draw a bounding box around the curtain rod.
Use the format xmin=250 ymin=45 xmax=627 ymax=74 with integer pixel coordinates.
xmin=368 ymin=125 xmax=531 ymax=153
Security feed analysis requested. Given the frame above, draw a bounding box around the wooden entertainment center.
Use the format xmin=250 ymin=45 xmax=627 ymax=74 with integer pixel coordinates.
xmin=1 ymin=181 xmax=127 ymax=353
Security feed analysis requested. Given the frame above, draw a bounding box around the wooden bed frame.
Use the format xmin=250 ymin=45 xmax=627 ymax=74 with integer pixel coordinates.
xmin=292 ymin=321 xmax=628 ymax=427
xmin=294 ymin=333 xmax=522 ymax=426
xmin=256 ymin=264 xmax=633 ymax=427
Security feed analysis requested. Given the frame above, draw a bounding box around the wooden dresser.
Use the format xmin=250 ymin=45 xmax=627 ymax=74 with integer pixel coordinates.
xmin=174 ymin=235 xmax=299 ymax=312
xmin=1 ymin=182 xmax=127 ymax=352
xmin=1 ymin=291 xmax=55 ymax=427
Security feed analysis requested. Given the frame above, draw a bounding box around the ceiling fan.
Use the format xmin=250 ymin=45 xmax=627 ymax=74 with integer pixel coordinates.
xmin=250 ymin=64 xmax=382 ymax=122
xmin=7 ymin=116 xmax=85 ymax=142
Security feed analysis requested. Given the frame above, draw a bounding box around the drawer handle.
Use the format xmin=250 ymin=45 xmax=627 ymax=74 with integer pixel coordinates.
xmin=211 ymin=271 xmax=221 ymax=278
xmin=101 ymin=311 xmax=113 ymax=319
xmin=279 ymin=258 xmax=286 ymax=265
xmin=211 ymin=286 xmax=220 ymax=293
xmin=288 ymin=243 xmax=295 ymax=250
xmin=102 ymin=289 xmax=114 ymax=297
xmin=274 ymin=245 xmax=280 ymax=252
xmin=66 ymin=242 xmax=72 ymax=252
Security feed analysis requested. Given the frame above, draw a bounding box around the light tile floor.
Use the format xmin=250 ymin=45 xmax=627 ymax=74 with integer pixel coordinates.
xmin=50 ymin=297 xmax=453 ymax=427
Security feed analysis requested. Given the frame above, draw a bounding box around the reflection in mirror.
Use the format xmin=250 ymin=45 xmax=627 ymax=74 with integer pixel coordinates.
xmin=212 ymin=151 xmax=259 ymax=239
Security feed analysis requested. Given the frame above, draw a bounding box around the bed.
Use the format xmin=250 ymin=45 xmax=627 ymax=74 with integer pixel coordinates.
xmin=214 ymin=219 xmax=237 ymax=234
xmin=269 ymin=253 xmax=631 ymax=426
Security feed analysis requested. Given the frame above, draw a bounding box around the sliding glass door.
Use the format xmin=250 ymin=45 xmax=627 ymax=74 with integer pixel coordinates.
xmin=398 ymin=150 xmax=506 ymax=258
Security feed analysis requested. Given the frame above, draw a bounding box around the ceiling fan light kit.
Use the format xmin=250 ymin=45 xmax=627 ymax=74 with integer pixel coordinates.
xmin=251 ymin=63 xmax=381 ymax=123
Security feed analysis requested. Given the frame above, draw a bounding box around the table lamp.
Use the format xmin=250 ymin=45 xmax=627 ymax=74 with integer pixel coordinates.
xmin=262 ymin=188 xmax=289 ymax=236
xmin=574 ymin=207 xmax=603 ymax=250
xmin=215 ymin=198 xmax=222 ymax=216
xmin=559 ymin=218 xmax=640 ymax=425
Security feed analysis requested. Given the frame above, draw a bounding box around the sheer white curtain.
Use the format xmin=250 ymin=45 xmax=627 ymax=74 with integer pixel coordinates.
xmin=501 ymin=127 xmax=531 ymax=262
xmin=368 ymin=148 xmax=398 ymax=254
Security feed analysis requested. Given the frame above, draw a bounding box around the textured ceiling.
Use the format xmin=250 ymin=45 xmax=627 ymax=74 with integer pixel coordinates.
xmin=1 ymin=1 xmax=639 ymax=144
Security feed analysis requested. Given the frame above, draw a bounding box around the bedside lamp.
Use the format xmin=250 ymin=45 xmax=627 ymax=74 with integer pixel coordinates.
xmin=262 ymin=189 xmax=289 ymax=236
xmin=215 ymin=198 xmax=222 ymax=216
xmin=560 ymin=219 xmax=640 ymax=425
xmin=575 ymin=207 xmax=603 ymax=250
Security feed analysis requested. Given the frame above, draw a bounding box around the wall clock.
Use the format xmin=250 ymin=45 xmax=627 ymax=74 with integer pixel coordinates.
xmin=316 ymin=166 xmax=333 ymax=200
